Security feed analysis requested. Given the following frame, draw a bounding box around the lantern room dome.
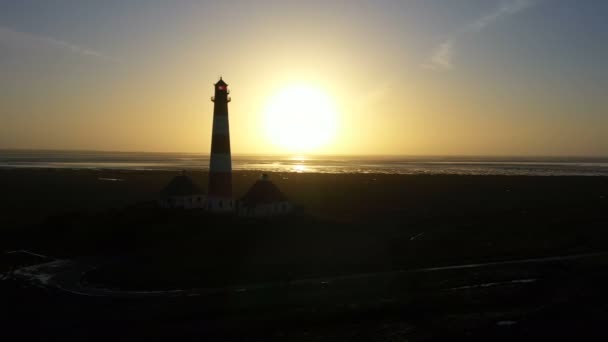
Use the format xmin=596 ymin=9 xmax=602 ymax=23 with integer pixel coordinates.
xmin=214 ymin=77 xmax=228 ymax=87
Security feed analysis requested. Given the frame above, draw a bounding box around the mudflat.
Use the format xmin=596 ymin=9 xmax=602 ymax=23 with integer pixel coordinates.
xmin=2 ymin=168 xmax=607 ymax=280
xmin=2 ymin=168 xmax=608 ymax=340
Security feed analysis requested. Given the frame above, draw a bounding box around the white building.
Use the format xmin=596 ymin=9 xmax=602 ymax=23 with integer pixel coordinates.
xmin=159 ymin=172 xmax=206 ymax=209
xmin=237 ymin=174 xmax=293 ymax=217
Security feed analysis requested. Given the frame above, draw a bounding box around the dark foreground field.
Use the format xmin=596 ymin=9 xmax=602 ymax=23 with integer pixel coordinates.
xmin=1 ymin=168 xmax=608 ymax=340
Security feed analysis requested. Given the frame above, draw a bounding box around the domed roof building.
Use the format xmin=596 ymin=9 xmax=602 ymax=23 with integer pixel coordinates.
xmin=238 ymin=174 xmax=293 ymax=217
xmin=159 ymin=171 xmax=206 ymax=209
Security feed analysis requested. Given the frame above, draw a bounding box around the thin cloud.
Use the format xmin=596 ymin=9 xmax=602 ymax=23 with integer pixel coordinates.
xmin=359 ymin=82 xmax=393 ymax=106
xmin=425 ymin=0 xmax=537 ymax=71
xmin=0 ymin=26 xmax=119 ymax=63
xmin=425 ymin=40 xmax=455 ymax=71
xmin=468 ymin=0 xmax=535 ymax=32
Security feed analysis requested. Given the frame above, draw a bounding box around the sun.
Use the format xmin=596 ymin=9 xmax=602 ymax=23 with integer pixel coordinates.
xmin=263 ymin=85 xmax=338 ymax=153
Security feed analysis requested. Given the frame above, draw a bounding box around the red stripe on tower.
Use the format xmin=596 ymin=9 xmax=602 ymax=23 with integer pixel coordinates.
xmin=207 ymin=77 xmax=233 ymax=212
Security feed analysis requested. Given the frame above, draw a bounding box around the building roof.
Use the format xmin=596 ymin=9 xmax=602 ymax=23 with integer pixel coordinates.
xmin=214 ymin=77 xmax=228 ymax=87
xmin=160 ymin=173 xmax=203 ymax=198
xmin=240 ymin=174 xmax=288 ymax=205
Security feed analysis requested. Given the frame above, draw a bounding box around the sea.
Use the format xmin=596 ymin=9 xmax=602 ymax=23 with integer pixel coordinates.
xmin=1 ymin=150 xmax=607 ymax=176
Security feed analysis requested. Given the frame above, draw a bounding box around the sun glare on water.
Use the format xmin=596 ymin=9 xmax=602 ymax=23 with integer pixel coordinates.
xmin=263 ymin=85 xmax=338 ymax=153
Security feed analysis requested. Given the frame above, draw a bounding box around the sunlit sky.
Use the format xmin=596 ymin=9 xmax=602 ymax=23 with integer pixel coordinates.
xmin=1 ymin=0 xmax=607 ymax=156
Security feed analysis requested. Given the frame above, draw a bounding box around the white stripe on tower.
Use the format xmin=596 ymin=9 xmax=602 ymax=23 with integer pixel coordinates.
xmin=207 ymin=77 xmax=233 ymax=210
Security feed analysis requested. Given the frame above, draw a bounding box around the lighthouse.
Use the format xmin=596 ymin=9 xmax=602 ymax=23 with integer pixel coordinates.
xmin=207 ymin=77 xmax=233 ymax=212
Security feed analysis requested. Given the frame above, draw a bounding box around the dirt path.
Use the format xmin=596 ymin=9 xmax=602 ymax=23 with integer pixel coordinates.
xmin=6 ymin=250 xmax=608 ymax=299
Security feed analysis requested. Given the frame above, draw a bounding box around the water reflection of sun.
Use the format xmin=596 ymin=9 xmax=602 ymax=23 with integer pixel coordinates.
xmin=290 ymin=155 xmax=308 ymax=161
xmin=293 ymin=164 xmax=307 ymax=172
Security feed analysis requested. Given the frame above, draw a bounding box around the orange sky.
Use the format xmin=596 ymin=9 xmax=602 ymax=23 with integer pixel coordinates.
xmin=1 ymin=1 xmax=607 ymax=156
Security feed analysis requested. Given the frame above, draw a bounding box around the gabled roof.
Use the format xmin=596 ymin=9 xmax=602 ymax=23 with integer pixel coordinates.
xmin=214 ymin=77 xmax=228 ymax=87
xmin=160 ymin=173 xmax=203 ymax=198
xmin=241 ymin=175 xmax=288 ymax=205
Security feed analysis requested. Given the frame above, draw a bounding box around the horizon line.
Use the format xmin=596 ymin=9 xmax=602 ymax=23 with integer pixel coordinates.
xmin=0 ymin=148 xmax=607 ymax=159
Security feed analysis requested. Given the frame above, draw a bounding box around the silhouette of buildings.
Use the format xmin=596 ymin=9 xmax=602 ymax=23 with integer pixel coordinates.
xmin=238 ymin=174 xmax=293 ymax=217
xmin=158 ymin=78 xmax=292 ymax=216
xmin=159 ymin=171 xmax=205 ymax=209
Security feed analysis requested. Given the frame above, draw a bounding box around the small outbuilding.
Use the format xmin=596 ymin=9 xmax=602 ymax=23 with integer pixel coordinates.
xmin=238 ymin=174 xmax=293 ymax=217
xmin=159 ymin=171 xmax=206 ymax=209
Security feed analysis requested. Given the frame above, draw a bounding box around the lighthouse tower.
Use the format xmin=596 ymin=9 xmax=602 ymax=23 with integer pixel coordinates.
xmin=207 ymin=77 xmax=233 ymax=212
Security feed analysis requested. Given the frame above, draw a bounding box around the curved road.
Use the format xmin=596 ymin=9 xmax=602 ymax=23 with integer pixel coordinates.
xmin=5 ymin=250 xmax=608 ymax=299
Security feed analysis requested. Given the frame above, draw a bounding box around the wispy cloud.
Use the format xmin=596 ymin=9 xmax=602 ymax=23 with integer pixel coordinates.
xmin=468 ymin=0 xmax=536 ymax=32
xmin=425 ymin=0 xmax=537 ymax=71
xmin=426 ymin=40 xmax=455 ymax=71
xmin=0 ymin=26 xmax=119 ymax=63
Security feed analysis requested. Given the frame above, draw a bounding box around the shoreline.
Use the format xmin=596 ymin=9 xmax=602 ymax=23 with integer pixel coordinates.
xmin=1 ymin=151 xmax=607 ymax=176
xmin=1 ymin=166 xmax=607 ymax=177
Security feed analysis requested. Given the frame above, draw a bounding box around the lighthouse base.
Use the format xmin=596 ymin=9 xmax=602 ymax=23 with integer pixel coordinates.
xmin=206 ymin=197 xmax=235 ymax=213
